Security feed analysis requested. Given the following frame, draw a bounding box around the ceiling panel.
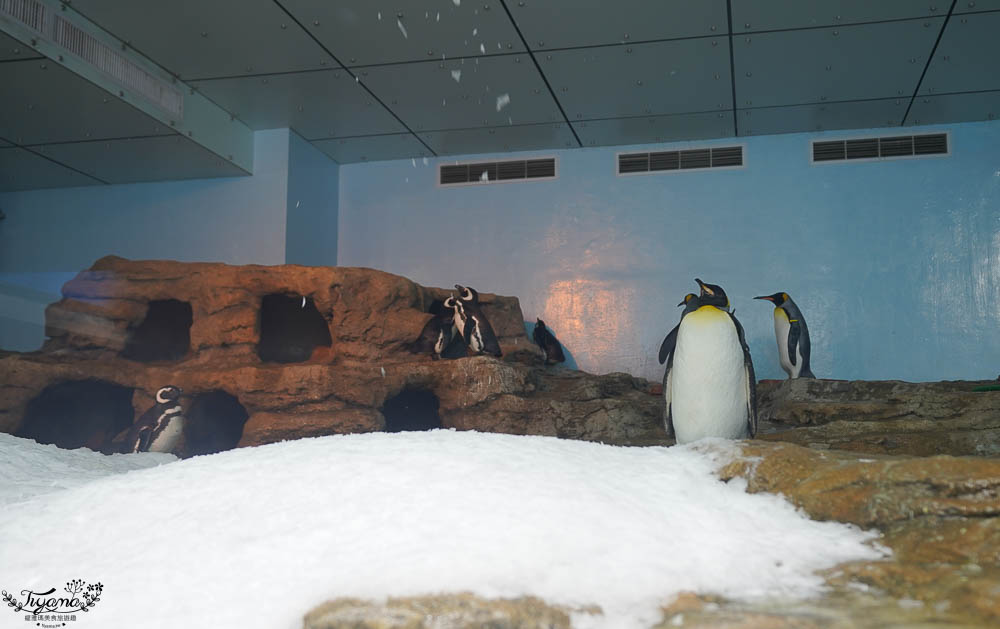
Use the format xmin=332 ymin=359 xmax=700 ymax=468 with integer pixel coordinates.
xmin=733 ymin=18 xmax=943 ymax=108
xmin=510 ymin=0 xmax=727 ymax=49
xmin=0 ymin=147 xmax=103 ymax=192
xmin=419 ymin=122 xmax=578 ymax=155
xmin=738 ymin=99 xmax=907 ymax=136
xmin=193 ymin=70 xmax=405 ymax=140
xmin=31 ymin=136 xmax=248 ymax=184
xmin=281 ymin=0 xmax=525 ymax=66
xmin=359 ymin=55 xmax=562 ymax=132
xmin=731 ymin=0 xmax=939 ymax=33
xmin=919 ymin=11 xmax=1000 ymax=95
xmin=573 ymin=112 xmax=734 ymax=147
xmin=311 ymin=134 xmax=431 ymax=164
xmin=0 ymin=30 xmax=42 ymax=62
xmin=0 ymin=138 xmax=12 ymax=148
xmin=0 ymin=60 xmax=174 ymax=145
xmin=69 ymin=0 xmax=335 ymax=80
xmin=906 ymin=90 xmax=1000 ymax=126
xmin=954 ymin=1 xmax=1000 ymax=13
xmin=538 ymin=38 xmax=731 ymax=120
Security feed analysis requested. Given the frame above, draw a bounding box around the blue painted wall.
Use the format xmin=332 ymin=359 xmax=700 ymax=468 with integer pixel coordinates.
xmin=0 ymin=129 xmax=293 ymax=351
xmin=285 ymin=131 xmax=339 ymax=267
xmin=339 ymin=121 xmax=1000 ymax=383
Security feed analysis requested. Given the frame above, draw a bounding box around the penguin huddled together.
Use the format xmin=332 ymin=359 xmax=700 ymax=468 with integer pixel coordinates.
xmin=408 ymin=284 xmax=502 ymax=359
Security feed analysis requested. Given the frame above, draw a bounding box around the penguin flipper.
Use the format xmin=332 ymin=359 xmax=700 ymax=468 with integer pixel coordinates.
xmin=729 ymin=312 xmax=758 ymax=438
xmin=662 ymin=351 xmax=675 ymax=439
xmin=787 ymin=318 xmax=801 ymax=367
xmin=658 ymin=324 xmax=679 ymax=365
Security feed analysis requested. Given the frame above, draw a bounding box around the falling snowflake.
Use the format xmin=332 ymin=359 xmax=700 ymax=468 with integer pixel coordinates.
xmin=453 ymin=0 xmax=460 ymax=5
xmin=377 ymin=11 xmax=381 ymax=20
xmin=496 ymin=93 xmax=510 ymax=112
xmin=480 ymin=170 xmax=489 ymax=182
xmin=451 ymin=69 xmax=462 ymax=82
xmin=473 ymin=27 xmax=478 ymax=36
xmin=480 ymin=43 xmax=486 ymax=54
xmin=397 ymin=18 xmax=408 ymax=38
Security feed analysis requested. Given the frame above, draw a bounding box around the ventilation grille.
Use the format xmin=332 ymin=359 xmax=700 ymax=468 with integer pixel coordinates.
xmin=0 ymin=0 xmax=183 ymax=118
xmin=440 ymin=157 xmax=556 ymax=185
xmin=813 ymin=133 xmax=948 ymax=162
xmin=618 ymin=145 xmax=744 ymax=174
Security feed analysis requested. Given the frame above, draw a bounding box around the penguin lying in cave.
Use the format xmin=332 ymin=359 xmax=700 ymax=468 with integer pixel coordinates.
xmin=533 ymin=318 xmax=566 ymax=365
xmin=123 ymin=385 xmax=184 ymax=454
xmin=454 ymin=284 xmax=503 ymax=358
xmin=754 ymin=292 xmax=816 ymax=379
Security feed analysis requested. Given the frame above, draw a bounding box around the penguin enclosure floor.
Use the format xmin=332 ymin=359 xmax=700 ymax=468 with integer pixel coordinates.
xmin=0 ymin=430 xmax=882 ymax=629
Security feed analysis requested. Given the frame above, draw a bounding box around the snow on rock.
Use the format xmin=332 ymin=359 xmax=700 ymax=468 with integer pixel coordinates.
xmin=0 ymin=431 xmax=883 ymax=629
xmin=0 ymin=432 xmax=175 ymax=506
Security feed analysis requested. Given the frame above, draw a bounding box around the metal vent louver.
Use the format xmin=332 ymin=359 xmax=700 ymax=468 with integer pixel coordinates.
xmin=813 ymin=133 xmax=948 ymax=162
xmin=0 ymin=0 xmax=183 ymax=117
xmin=440 ymin=157 xmax=556 ymax=185
xmin=618 ymin=145 xmax=743 ymax=175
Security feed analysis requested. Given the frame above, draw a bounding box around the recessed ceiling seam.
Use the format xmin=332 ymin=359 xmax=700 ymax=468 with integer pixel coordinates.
xmin=498 ymin=0 xmax=581 ymax=148
xmin=21 ymin=144 xmax=109 ymax=184
xmin=902 ymin=0 xmax=959 ymax=125
xmin=726 ymin=0 xmax=738 ymax=136
xmin=270 ymin=0 xmax=438 ymax=158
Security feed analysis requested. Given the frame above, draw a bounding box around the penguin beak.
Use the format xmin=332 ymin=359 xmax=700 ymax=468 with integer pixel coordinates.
xmin=676 ymin=298 xmax=687 ymax=307
xmin=753 ymin=295 xmax=774 ymax=302
xmin=454 ymin=284 xmax=464 ymax=292
xmin=694 ymin=278 xmax=714 ymax=297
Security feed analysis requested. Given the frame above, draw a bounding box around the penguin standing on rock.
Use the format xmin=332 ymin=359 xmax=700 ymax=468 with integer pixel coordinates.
xmin=408 ymin=297 xmax=458 ymax=360
xmin=754 ymin=292 xmax=816 ymax=379
xmin=454 ymin=284 xmax=503 ymax=357
xmin=664 ymin=279 xmax=757 ymax=444
xmin=123 ymin=385 xmax=184 ymax=454
xmin=533 ymin=318 xmax=565 ymax=364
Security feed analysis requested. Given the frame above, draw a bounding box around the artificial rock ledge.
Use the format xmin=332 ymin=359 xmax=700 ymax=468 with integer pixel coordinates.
xmin=0 ymin=257 xmax=667 ymax=452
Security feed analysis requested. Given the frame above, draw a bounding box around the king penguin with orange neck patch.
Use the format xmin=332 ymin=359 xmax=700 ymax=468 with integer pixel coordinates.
xmin=663 ymin=279 xmax=757 ymax=444
xmin=754 ymin=292 xmax=815 ymax=379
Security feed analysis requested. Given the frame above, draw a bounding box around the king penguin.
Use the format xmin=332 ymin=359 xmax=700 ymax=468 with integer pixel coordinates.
xmin=754 ymin=292 xmax=816 ymax=379
xmin=664 ymin=279 xmax=757 ymax=443
xmin=455 ymin=284 xmax=503 ymax=357
xmin=123 ymin=385 xmax=184 ymax=453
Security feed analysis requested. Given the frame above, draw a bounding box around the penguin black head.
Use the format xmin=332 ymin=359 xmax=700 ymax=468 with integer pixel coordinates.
xmin=155 ymin=385 xmax=182 ymax=404
xmin=536 ymin=318 xmax=546 ymax=330
xmin=455 ymin=284 xmax=479 ymax=304
xmin=443 ymin=295 xmax=458 ymax=310
xmin=677 ymin=293 xmax=698 ymax=308
xmin=754 ymin=292 xmax=789 ymax=307
xmin=694 ymin=279 xmax=729 ymax=310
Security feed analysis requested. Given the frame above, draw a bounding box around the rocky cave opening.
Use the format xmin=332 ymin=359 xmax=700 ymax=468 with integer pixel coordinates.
xmin=184 ymin=391 xmax=250 ymax=457
xmin=382 ymin=388 xmax=443 ymax=432
xmin=257 ymin=294 xmax=332 ymax=363
xmin=16 ymin=380 xmax=135 ymax=450
xmin=121 ymin=299 xmax=193 ymax=362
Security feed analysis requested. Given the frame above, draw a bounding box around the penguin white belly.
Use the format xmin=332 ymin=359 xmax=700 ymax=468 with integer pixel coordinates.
xmin=773 ymin=310 xmax=796 ymax=377
xmin=147 ymin=417 xmax=184 ymax=453
xmin=467 ymin=316 xmax=485 ymax=352
xmin=671 ymin=308 xmax=749 ymax=444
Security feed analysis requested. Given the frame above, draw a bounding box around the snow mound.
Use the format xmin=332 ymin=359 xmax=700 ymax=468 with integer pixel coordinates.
xmin=0 ymin=430 xmax=884 ymax=629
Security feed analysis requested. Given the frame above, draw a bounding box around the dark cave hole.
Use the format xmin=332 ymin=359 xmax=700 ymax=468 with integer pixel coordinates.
xmin=382 ymin=388 xmax=443 ymax=432
xmin=17 ymin=380 xmax=135 ymax=451
xmin=258 ymin=293 xmax=332 ymax=363
xmin=184 ymin=391 xmax=249 ymax=457
xmin=121 ymin=299 xmax=193 ymax=362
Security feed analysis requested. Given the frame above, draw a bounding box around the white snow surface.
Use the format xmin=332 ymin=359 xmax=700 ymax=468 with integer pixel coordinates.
xmin=0 ymin=430 xmax=884 ymax=629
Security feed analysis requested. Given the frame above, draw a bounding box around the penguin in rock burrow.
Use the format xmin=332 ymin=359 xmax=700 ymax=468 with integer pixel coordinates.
xmin=123 ymin=385 xmax=184 ymax=454
xmin=533 ymin=318 xmax=566 ymax=365
xmin=454 ymin=284 xmax=503 ymax=357
xmin=663 ymin=279 xmax=757 ymax=444
xmin=754 ymin=292 xmax=816 ymax=379
xmin=408 ymin=297 xmax=458 ymax=360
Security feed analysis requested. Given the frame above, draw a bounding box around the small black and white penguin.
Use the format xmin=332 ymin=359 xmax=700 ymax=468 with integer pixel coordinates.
xmin=408 ymin=297 xmax=458 ymax=360
xmin=533 ymin=318 xmax=566 ymax=364
xmin=754 ymin=292 xmax=816 ymax=379
xmin=454 ymin=284 xmax=503 ymax=357
xmin=663 ymin=279 xmax=757 ymax=444
xmin=123 ymin=385 xmax=184 ymax=454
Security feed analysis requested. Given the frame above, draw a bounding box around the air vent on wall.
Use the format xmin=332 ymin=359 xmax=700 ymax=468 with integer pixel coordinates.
xmin=0 ymin=0 xmax=183 ymax=117
xmin=618 ymin=145 xmax=744 ymax=175
xmin=439 ymin=157 xmax=556 ymax=186
xmin=812 ymin=133 xmax=948 ymax=163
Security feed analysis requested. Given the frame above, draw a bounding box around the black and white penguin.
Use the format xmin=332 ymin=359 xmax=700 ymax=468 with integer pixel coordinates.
xmin=123 ymin=385 xmax=184 ymax=454
xmin=663 ymin=279 xmax=757 ymax=444
xmin=408 ymin=297 xmax=458 ymax=360
xmin=754 ymin=292 xmax=816 ymax=379
xmin=658 ymin=293 xmax=698 ymax=366
xmin=533 ymin=318 xmax=566 ymax=364
xmin=454 ymin=284 xmax=503 ymax=357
